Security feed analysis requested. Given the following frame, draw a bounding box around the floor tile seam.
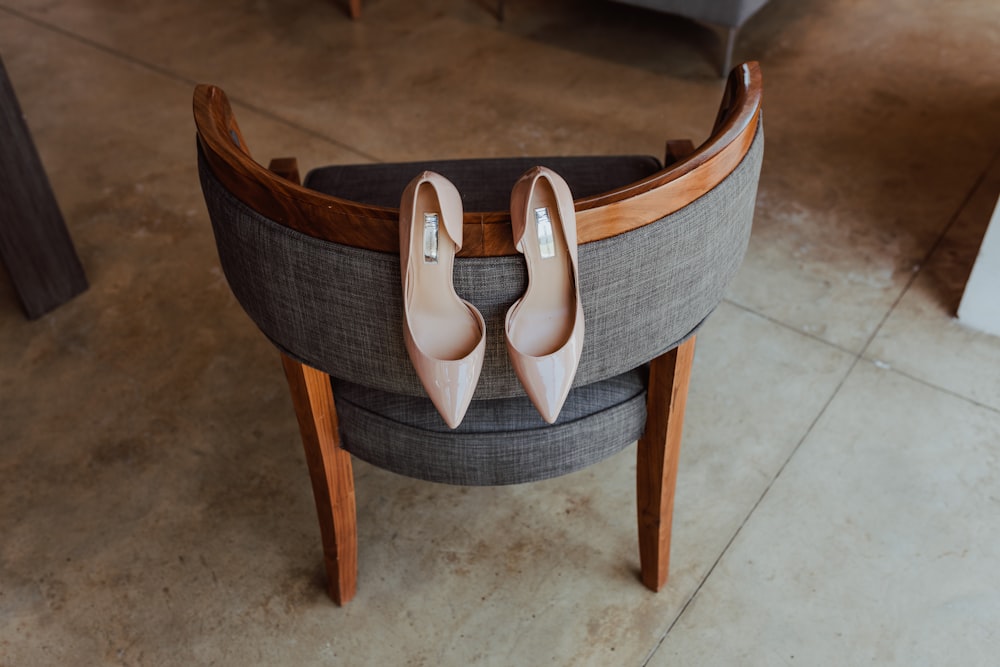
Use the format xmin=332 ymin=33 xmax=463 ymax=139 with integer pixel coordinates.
xmin=0 ymin=4 xmax=382 ymax=164
xmin=640 ymin=353 xmax=864 ymax=667
xmin=641 ymin=359 xmax=998 ymax=667
xmin=643 ymin=157 xmax=1000 ymax=663
xmin=854 ymin=357 xmax=1000 ymax=417
xmin=855 ymin=150 xmax=1000 ymax=363
xmin=720 ymin=298 xmax=859 ymax=357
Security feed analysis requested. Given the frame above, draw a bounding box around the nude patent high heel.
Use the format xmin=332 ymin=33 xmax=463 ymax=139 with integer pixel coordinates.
xmin=400 ymin=171 xmax=485 ymax=429
xmin=505 ymin=166 xmax=584 ymax=424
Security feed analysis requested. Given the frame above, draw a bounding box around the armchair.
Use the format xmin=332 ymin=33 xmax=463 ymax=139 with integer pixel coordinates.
xmin=193 ymin=62 xmax=763 ymax=604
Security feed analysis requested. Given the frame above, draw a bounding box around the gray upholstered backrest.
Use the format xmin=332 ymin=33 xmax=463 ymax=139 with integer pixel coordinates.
xmin=198 ymin=129 xmax=762 ymax=400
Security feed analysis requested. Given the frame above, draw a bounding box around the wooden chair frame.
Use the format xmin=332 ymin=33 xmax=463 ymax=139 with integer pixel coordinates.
xmin=194 ymin=63 xmax=761 ymax=604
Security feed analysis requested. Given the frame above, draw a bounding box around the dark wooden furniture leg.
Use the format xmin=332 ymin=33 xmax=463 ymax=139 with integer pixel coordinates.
xmin=281 ymin=353 xmax=358 ymax=605
xmin=348 ymin=0 xmax=361 ymax=19
xmin=0 ymin=56 xmax=87 ymax=319
xmin=637 ymin=336 xmax=695 ymax=591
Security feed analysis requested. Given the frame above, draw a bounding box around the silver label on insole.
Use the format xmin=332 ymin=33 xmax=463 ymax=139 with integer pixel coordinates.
xmin=423 ymin=213 xmax=439 ymax=264
xmin=534 ymin=207 xmax=556 ymax=259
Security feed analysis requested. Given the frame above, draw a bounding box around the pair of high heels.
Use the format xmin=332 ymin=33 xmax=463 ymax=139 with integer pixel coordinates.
xmin=400 ymin=167 xmax=585 ymax=429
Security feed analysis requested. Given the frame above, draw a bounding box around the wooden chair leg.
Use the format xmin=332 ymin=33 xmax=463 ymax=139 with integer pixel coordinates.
xmin=348 ymin=0 xmax=361 ymax=19
xmin=280 ymin=353 xmax=358 ymax=605
xmin=636 ymin=336 xmax=696 ymax=591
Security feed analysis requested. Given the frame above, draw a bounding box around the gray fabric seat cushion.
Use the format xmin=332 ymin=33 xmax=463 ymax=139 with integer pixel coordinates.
xmin=304 ymin=155 xmax=663 ymax=212
xmin=332 ymin=367 xmax=648 ymax=485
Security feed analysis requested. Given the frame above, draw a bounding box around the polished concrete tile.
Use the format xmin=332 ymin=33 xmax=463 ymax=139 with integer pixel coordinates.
xmin=0 ymin=16 xmax=371 ymax=235
xmin=726 ymin=0 xmax=1000 ymax=352
xmin=866 ymin=152 xmax=1000 ymax=411
xmin=652 ymin=361 xmax=1000 ymax=665
xmin=2 ymin=0 xmax=725 ymax=165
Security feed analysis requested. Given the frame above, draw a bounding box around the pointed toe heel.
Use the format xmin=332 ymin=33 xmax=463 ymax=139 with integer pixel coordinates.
xmin=505 ymin=167 xmax=584 ymax=424
xmin=399 ymin=171 xmax=485 ymax=429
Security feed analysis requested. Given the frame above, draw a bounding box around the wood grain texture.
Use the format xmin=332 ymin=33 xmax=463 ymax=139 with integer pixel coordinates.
xmin=637 ymin=336 xmax=696 ymax=592
xmin=280 ymin=353 xmax=358 ymax=605
xmin=0 ymin=56 xmax=88 ymax=319
xmin=193 ymin=62 xmax=762 ymax=257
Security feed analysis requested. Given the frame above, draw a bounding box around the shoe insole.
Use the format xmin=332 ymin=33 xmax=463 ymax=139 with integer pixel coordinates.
xmin=408 ymin=183 xmax=482 ymax=361
xmin=509 ymin=180 xmax=577 ymax=358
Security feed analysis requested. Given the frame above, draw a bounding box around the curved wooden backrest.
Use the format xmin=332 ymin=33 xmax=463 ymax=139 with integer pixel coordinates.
xmin=196 ymin=68 xmax=763 ymax=397
xmin=193 ymin=63 xmax=762 ymax=258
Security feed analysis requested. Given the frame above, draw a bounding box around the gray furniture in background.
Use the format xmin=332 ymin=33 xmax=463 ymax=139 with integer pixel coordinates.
xmin=610 ymin=0 xmax=771 ymax=74
xmin=193 ymin=64 xmax=764 ymax=605
xmin=344 ymin=1 xmax=770 ymax=74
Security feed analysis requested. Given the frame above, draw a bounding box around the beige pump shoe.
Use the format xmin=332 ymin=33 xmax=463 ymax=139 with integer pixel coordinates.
xmin=400 ymin=171 xmax=486 ymax=429
xmin=505 ymin=166 xmax=585 ymax=424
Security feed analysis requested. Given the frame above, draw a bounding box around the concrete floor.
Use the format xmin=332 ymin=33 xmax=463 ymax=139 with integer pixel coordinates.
xmin=2 ymin=0 xmax=1000 ymax=664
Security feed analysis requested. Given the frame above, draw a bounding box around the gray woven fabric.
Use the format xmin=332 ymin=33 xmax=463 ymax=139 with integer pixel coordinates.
xmin=304 ymin=155 xmax=663 ymax=212
xmin=608 ymin=0 xmax=770 ymax=27
xmin=334 ymin=366 xmax=646 ymax=433
xmin=333 ymin=369 xmax=648 ymax=485
xmin=198 ymin=126 xmax=763 ymax=401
